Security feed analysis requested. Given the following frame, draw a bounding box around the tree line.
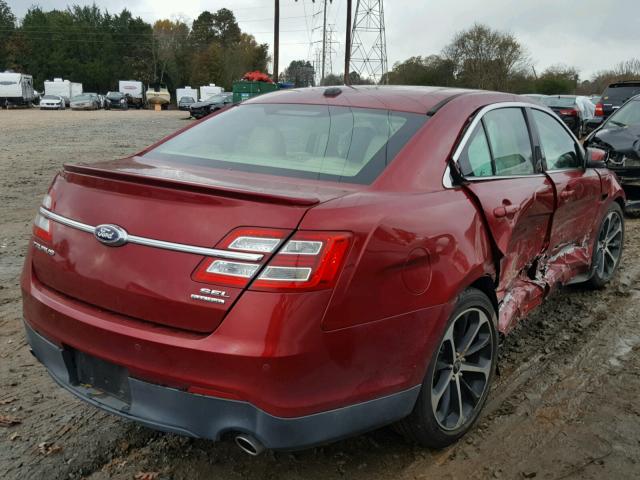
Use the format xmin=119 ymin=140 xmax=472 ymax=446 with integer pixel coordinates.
xmin=0 ymin=2 xmax=269 ymax=94
xmin=1 ymin=1 xmax=638 ymax=96
xmin=382 ymin=24 xmax=640 ymax=95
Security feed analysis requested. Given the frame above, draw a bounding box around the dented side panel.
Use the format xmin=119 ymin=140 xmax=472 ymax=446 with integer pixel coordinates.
xmin=497 ymin=169 xmax=611 ymax=334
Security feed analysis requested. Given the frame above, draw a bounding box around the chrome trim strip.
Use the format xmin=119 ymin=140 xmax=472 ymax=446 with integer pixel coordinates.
xmin=40 ymin=207 xmax=95 ymax=234
xmin=464 ymin=173 xmax=547 ymax=182
xmin=39 ymin=207 xmax=264 ymax=262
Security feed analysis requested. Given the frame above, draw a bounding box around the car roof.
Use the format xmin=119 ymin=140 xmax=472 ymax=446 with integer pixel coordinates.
xmin=607 ymin=80 xmax=640 ymax=88
xmin=244 ymin=85 xmax=518 ymax=115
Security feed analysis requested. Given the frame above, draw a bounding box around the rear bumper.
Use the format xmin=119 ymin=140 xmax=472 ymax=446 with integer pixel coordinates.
xmin=25 ymin=321 xmax=420 ymax=450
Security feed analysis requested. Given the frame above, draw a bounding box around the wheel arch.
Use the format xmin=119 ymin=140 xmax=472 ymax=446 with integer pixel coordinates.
xmin=468 ymin=276 xmax=499 ymax=318
xmin=613 ymin=194 xmax=625 ymax=213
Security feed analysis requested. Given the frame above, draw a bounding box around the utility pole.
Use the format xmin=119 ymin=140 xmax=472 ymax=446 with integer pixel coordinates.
xmin=321 ymin=0 xmax=328 ymax=83
xmin=274 ymin=0 xmax=280 ymax=82
xmin=344 ymin=0 xmax=352 ymax=85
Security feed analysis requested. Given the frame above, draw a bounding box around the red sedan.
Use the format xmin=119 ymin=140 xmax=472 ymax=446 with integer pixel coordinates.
xmin=22 ymin=86 xmax=625 ymax=454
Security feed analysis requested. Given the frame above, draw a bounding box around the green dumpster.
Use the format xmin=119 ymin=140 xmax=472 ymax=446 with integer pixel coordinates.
xmin=232 ymin=81 xmax=279 ymax=103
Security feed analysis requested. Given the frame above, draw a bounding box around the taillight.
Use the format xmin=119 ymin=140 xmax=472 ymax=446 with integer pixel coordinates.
xmin=595 ymin=103 xmax=604 ymax=116
xmin=221 ymin=228 xmax=286 ymax=253
xmin=252 ymin=231 xmax=351 ymax=292
xmin=193 ymin=259 xmax=261 ymax=287
xmin=192 ymin=228 xmax=352 ymax=291
xmin=32 ymin=193 xmax=53 ymax=242
xmin=559 ymin=108 xmax=578 ymax=116
xmin=192 ymin=227 xmax=288 ymax=287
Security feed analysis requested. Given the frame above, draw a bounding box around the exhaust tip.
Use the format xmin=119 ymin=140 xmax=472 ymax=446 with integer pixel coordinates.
xmin=234 ymin=434 xmax=265 ymax=456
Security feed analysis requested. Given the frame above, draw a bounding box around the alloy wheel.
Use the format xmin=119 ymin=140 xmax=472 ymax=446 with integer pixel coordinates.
xmin=431 ymin=308 xmax=494 ymax=431
xmin=595 ymin=210 xmax=623 ymax=280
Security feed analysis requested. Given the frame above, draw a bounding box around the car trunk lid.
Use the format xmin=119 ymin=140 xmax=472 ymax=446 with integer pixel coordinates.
xmin=32 ymin=158 xmax=354 ymax=333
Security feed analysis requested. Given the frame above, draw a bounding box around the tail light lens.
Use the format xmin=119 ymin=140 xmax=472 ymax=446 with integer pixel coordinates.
xmin=252 ymin=232 xmax=351 ymax=292
xmin=595 ymin=103 xmax=604 ymax=117
xmin=192 ymin=228 xmax=287 ymax=287
xmin=559 ymin=108 xmax=578 ymax=116
xmin=33 ymin=213 xmax=52 ymax=242
xmin=33 ymin=193 xmax=53 ymax=242
xmin=192 ymin=228 xmax=352 ymax=291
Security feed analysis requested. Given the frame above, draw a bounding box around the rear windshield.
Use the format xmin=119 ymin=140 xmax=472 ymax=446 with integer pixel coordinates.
xmin=107 ymin=92 xmax=123 ymax=100
xmin=602 ymin=84 xmax=640 ymax=104
xmin=541 ymin=97 xmax=576 ymax=108
xmin=145 ymin=104 xmax=427 ymax=184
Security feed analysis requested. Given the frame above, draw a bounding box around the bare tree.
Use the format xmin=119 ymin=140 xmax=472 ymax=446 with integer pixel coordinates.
xmin=586 ymin=58 xmax=640 ymax=94
xmin=443 ymin=23 xmax=530 ymax=91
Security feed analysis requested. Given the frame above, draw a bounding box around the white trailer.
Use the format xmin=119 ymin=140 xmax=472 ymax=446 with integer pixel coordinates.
xmin=119 ymin=80 xmax=145 ymax=108
xmin=199 ymin=84 xmax=223 ymax=101
xmin=175 ymin=86 xmax=199 ymax=106
xmin=44 ymin=78 xmax=72 ymax=105
xmin=0 ymin=71 xmax=35 ymax=108
xmin=71 ymin=82 xmax=83 ymax=98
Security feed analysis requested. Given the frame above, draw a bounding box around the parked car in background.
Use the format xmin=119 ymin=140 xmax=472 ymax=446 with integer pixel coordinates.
xmin=104 ymin=91 xmax=129 ymax=110
xmin=70 ymin=93 xmax=100 ymax=110
xmin=539 ymin=95 xmax=589 ymax=136
xmin=584 ymin=94 xmax=640 ymax=212
xmin=44 ymin=78 xmax=78 ymax=106
xmin=39 ymin=94 xmax=66 ymax=110
xmin=588 ymin=81 xmax=640 ymax=134
xmin=178 ymin=96 xmax=196 ymax=111
xmin=23 ymin=87 xmax=625 ymax=454
xmin=189 ymin=92 xmax=233 ymax=119
xmin=596 ymin=81 xmax=640 ymax=118
xmin=521 ymin=93 xmax=547 ymax=103
xmin=176 ymin=86 xmax=199 ymax=108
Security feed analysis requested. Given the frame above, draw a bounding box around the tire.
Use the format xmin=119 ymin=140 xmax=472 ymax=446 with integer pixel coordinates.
xmin=587 ymin=202 xmax=624 ymax=289
xmin=396 ymin=288 xmax=498 ymax=448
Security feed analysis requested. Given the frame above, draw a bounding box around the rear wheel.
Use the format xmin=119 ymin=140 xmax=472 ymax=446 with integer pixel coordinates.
xmin=587 ymin=202 xmax=624 ymax=288
xmin=397 ymin=288 xmax=497 ymax=448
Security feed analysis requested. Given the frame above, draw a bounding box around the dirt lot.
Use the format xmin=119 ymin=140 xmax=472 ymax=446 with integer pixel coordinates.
xmin=1 ymin=109 xmax=640 ymax=480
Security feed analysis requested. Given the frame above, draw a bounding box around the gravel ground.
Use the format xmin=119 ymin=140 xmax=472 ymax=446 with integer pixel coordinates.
xmin=1 ymin=109 xmax=639 ymax=480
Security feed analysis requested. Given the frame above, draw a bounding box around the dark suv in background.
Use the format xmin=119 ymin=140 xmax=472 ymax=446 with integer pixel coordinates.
xmin=189 ymin=92 xmax=233 ymax=119
xmin=588 ymin=81 xmax=640 ymax=131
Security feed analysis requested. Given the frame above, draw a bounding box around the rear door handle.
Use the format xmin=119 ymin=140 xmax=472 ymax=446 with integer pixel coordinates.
xmin=493 ymin=205 xmax=520 ymax=218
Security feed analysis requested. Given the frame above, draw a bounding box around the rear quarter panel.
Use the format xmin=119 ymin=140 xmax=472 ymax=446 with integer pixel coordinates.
xmin=300 ymin=189 xmax=495 ymax=332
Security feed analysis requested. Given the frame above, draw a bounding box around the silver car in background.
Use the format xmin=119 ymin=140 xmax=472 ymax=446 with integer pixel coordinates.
xmin=39 ymin=95 xmax=66 ymax=110
xmin=70 ymin=93 xmax=100 ymax=110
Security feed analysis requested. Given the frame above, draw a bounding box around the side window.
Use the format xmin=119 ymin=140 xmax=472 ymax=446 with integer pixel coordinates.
xmin=459 ymin=124 xmax=493 ymax=177
xmin=532 ymin=110 xmax=580 ymax=169
xmin=483 ymin=108 xmax=535 ymax=176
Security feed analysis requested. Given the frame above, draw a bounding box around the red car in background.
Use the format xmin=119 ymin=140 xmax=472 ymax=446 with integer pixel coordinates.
xmin=22 ymin=86 xmax=625 ymax=454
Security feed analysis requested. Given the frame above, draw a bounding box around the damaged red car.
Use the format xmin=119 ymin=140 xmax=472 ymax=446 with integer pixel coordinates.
xmin=22 ymin=86 xmax=625 ymax=454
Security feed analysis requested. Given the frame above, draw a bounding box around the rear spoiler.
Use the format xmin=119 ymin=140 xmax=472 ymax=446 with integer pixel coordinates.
xmin=63 ymin=163 xmax=321 ymax=207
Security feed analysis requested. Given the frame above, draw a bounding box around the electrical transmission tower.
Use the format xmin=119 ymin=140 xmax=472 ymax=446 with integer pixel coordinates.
xmin=350 ymin=0 xmax=388 ymax=84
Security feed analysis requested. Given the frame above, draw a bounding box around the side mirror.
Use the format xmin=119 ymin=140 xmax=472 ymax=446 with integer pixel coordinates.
xmin=585 ymin=147 xmax=608 ymax=168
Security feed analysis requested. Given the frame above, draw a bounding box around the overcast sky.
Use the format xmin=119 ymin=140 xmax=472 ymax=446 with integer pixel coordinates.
xmin=6 ymin=0 xmax=640 ymax=80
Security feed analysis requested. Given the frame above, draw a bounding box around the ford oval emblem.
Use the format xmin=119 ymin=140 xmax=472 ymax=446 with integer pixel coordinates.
xmin=94 ymin=224 xmax=128 ymax=247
